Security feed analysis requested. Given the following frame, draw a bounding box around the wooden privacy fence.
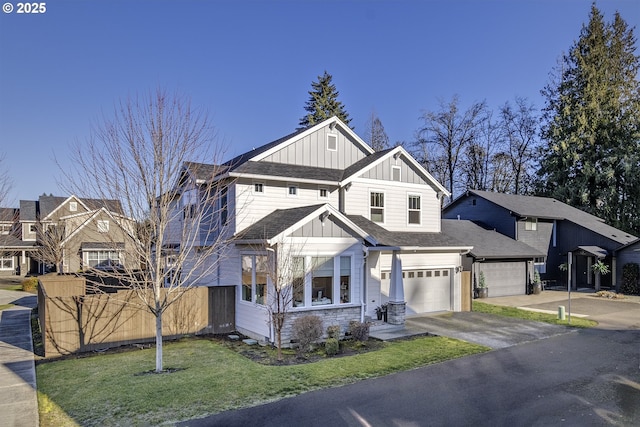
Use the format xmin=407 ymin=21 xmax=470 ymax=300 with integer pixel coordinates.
xmin=38 ymin=276 xmax=212 ymax=358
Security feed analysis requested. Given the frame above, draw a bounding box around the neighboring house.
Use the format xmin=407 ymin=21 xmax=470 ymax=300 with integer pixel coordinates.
xmin=614 ymin=239 xmax=640 ymax=290
xmin=0 ymin=207 xmax=38 ymax=276
xmin=441 ymin=219 xmax=544 ymax=297
xmin=172 ymin=116 xmax=472 ymax=344
xmin=5 ymin=194 xmax=139 ymax=275
xmin=443 ymin=190 xmax=637 ymax=291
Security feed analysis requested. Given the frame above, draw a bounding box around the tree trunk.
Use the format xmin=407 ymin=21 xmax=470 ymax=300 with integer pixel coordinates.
xmin=155 ymin=310 xmax=163 ymax=372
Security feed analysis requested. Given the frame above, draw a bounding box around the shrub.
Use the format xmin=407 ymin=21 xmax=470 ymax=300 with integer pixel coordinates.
xmin=291 ymin=315 xmax=323 ymax=356
xmin=21 ymin=277 xmax=38 ymax=292
xmin=326 ymin=324 xmax=341 ymax=339
xmin=620 ymin=263 xmax=639 ymax=295
xmin=325 ymin=337 xmax=339 ymax=356
xmin=348 ymin=320 xmax=370 ymax=342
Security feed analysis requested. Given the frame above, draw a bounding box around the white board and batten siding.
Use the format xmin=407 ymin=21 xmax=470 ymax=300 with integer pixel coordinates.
xmin=260 ymin=126 xmax=369 ymax=169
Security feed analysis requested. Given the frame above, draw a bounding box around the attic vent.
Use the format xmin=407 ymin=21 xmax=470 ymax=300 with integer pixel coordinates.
xmin=327 ymin=134 xmax=337 ymax=151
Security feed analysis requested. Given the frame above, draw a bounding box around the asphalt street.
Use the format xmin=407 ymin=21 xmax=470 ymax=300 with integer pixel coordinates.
xmin=182 ymin=327 xmax=640 ymax=427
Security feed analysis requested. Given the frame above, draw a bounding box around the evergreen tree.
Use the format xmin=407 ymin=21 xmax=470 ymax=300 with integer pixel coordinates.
xmin=364 ymin=110 xmax=390 ymax=151
xmin=298 ymin=71 xmax=352 ymax=129
xmin=537 ymin=5 xmax=640 ymax=233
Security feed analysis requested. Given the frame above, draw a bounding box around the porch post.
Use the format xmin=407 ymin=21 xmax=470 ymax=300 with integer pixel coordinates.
xmin=388 ymin=251 xmax=406 ymax=325
xmin=587 ymin=257 xmax=593 ymax=287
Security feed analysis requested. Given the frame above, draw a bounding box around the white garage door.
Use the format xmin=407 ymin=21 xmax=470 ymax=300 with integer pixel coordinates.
xmin=480 ymin=262 xmax=526 ymax=297
xmin=382 ymin=269 xmax=451 ymax=315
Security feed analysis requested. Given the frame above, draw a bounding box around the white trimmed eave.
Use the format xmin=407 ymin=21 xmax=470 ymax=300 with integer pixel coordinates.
xmin=228 ymin=171 xmax=338 ymax=186
xmin=385 ymin=245 xmax=473 ymax=253
xmin=250 ymin=117 xmax=375 ymax=162
xmin=339 ymin=146 xmax=451 ymax=198
xmin=268 ymin=204 xmax=379 ymax=246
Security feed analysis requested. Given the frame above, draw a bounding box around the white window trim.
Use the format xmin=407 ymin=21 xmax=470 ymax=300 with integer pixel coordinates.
xmin=290 ymin=253 xmax=355 ymax=309
xmin=97 ymin=220 xmax=110 ymax=233
xmin=318 ymin=187 xmax=329 ymax=200
xmin=407 ymin=193 xmax=422 ymax=226
xmin=525 ymin=217 xmax=538 ymax=231
xmin=287 ymin=183 xmax=298 ymax=198
xmin=327 ymin=133 xmax=338 ymax=151
xmin=253 ymin=181 xmax=265 ymax=195
xmin=392 ymin=165 xmax=401 ymax=182
xmin=0 ymin=254 xmax=14 ymax=270
xmin=240 ymin=253 xmax=269 ymax=306
xmin=369 ymin=190 xmax=386 ymax=224
xmin=69 ymin=201 xmax=78 ymax=212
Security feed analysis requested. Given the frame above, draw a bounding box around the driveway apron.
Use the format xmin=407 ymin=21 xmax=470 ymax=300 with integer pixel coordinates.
xmin=0 ymin=290 xmax=39 ymax=427
xmin=405 ymin=312 xmax=573 ymax=349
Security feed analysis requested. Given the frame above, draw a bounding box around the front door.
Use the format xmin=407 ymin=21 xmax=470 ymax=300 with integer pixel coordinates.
xmin=208 ymin=286 xmax=235 ymax=333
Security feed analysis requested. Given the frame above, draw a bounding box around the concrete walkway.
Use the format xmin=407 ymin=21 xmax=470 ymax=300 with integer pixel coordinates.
xmin=0 ymin=289 xmax=39 ymax=427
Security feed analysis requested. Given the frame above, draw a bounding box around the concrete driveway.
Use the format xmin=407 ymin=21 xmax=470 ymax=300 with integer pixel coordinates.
xmin=405 ymin=311 xmax=573 ymax=349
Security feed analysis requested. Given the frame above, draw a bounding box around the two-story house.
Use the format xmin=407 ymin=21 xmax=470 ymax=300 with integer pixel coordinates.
xmin=0 ymin=207 xmax=37 ymax=276
xmin=174 ymin=117 xmax=472 ymax=344
xmin=443 ymin=190 xmax=637 ymax=292
xmin=13 ymin=194 xmax=138 ymax=274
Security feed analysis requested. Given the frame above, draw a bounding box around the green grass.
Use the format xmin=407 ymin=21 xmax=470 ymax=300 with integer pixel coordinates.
xmin=0 ymin=303 xmax=14 ymax=311
xmin=37 ymin=336 xmax=488 ymax=426
xmin=473 ymin=301 xmax=598 ymax=328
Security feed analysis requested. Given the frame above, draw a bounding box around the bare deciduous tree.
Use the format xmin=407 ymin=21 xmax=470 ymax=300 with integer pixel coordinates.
xmin=499 ymin=97 xmax=540 ymax=195
xmin=414 ymin=95 xmax=486 ymax=200
xmin=64 ymin=88 xmax=230 ymax=372
xmin=264 ymin=240 xmax=305 ymax=361
xmin=0 ymin=154 xmax=13 ymax=207
xmin=34 ymin=220 xmax=66 ymax=274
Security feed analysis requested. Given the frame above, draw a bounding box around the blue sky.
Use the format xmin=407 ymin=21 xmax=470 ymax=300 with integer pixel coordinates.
xmin=1 ymin=0 xmax=638 ymax=203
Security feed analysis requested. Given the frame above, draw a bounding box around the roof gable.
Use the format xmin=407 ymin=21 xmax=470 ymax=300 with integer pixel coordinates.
xmin=441 ymin=219 xmax=543 ymax=259
xmin=448 ymin=190 xmax=636 ymax=245
xmin=235 ymin=204 xmax=377 ymax=245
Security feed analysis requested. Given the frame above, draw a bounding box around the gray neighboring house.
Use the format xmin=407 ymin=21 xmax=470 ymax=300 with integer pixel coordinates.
xmin=443 ymin=190 xmax=637 ymax=291
xmin=614 ymin=239 xmax=640 ymax=290
xmin=441 ymin=219 xmax=544 ymax=297
xmin=0 ymin=207 xmax=38 ymax=276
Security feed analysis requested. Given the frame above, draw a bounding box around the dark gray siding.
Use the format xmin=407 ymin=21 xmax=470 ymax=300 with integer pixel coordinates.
xmin=516 ymin=219 xmax=554 ymax=256
xmin=616 ymin=241 xmax=640 ymax=289
xmin=443 ymin=197 xmax=516 ymax=239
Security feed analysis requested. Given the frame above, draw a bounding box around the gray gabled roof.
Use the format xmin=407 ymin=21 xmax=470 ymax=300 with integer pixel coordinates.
xmin=236 ymin=205 xmax=326 ymax=241
xmin=0 ymin=234 xmax=38 ymax=249
xmin=341 ymin=148 xmax=395 ymax=182
xmin=0 ymin=208 xmax=18 ymax=222
xmin=453 ymin=190 xmax=636 ymax=245
xmin=442 ymin=219 xmax=543 ymax=259
xmin=232 ymin=161 xmax=344 ymax=182
xmin=19 ymin=195 xmax=125 ymax=221
xmin=347 ymin=215 xmax=469 ymax=249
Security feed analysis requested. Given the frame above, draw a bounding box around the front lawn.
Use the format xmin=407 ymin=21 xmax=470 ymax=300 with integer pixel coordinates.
xmin=37 ymin=335 xmax=488 ymax=426
xmin=473 ymin=301 xmax=597 ymax=328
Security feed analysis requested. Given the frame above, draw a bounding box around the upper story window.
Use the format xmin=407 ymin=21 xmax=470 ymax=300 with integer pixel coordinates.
xmin=29 ymin=224 xmax=37 ymax=233
xmin=253 ymin=182 xmax=264 ymax=194
xmin=288 ymin=184 xmax=298 ymax=197
xmin=392 ymin=166 xmax=401 ymax=182
xmin=318 ymin=187 xmax=328 ymax=199
xmin=370 ymin=192 xmax=385 ymax=223
xmin=327 ymin=134 xmax=337 ymax=151
xmin=97 ymin=220 xmax=110 ymax=233
xmin=69 ymin=201 xmax=78 ymax=212
xmin=408 ymin=195 xmax=421 ymax=225
xmin=525 ymin=217 xmax=538 ymax=231
xmin=0 ymin=224 xmax=11 ymax=234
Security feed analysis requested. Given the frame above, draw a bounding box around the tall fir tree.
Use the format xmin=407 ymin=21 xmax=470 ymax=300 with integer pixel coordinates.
xmin=298 ymin=71 xmax=352 ymax=129
xmin=537 ymin=5 xmax=640 ymax=234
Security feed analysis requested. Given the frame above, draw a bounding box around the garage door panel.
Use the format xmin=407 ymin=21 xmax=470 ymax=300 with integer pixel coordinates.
xmin=382 ymin=269 xmax=452 ymax=314
xmin=481 ymin=262 xmax=526 ymax=297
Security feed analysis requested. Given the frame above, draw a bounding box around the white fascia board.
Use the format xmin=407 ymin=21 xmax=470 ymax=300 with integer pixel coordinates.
xmin=229 ymin=172 xmax=337 ymax=186
xmin=267 ymin=204 xmax=378 ymax=246
xmin=250 ymin=117 xmax=374 ymax=162
xmin=42 ymin=195 xmax=88 ymax=221
xmin=340 ymin=146 xmax=450 ymax=198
